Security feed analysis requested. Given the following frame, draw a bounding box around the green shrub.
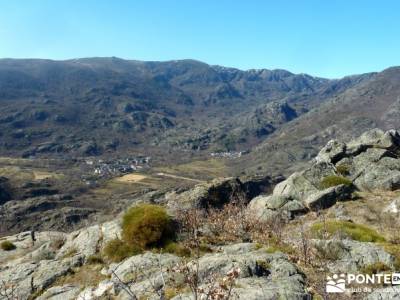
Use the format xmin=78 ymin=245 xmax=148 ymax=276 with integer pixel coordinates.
xmin=122 ymin=204 xmax=174 ymax=249
xmin=360 ymin=262 xmax=391 ymax=275
xmin=319 ymin=175 xmax=352 ymax=189
xmin=103 ymin=238 xmax=140 ymax=262
xmin=86 ymin=254 xmax=104 ymax=265
xmin=1 ymin=240 xmax=16 ymax=251
xmin=336 ymin=164 xmax=351 ymax=176
xmin=264 ymin=237 xmax=296 ymax=255
xmin=163 ymin=242 xmax=191 ymax=257
xmin=311 ymin=220 xmax=385 ymax=243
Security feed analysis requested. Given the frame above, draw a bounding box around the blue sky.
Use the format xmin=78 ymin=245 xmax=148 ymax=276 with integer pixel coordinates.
xmin=0 ymin=0 xmax=399 ymax=78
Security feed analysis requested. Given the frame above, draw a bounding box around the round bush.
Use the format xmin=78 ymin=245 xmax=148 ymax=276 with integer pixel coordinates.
xmin=122 ymin=204 xmax=174 ymax=249
xmin=1 ymin=240 xmax=16 ymax=251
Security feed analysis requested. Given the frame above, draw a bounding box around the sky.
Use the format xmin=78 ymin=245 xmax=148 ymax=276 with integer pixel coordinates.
xmin=0 ymin=0 xmax=400 ymax=78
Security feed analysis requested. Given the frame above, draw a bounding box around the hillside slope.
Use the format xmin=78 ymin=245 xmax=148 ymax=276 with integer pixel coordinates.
xmin=0 ymin=58 xmax=373 ymax=168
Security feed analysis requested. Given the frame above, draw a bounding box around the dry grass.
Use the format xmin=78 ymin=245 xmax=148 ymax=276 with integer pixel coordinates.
xmin=114 ymin=173 xmax=147 ymax=183
xmin=0 ymin=166 xmax=62 ymax=183
xmin=154 ymin=159 xmax=228 ymax=180
xmin=53 ymin=264 xmax=108 ymax=288
xmin=33 ymin=171 xmax=56 ymax=180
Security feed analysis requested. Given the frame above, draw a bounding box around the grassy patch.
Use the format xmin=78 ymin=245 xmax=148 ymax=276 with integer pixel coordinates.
xmin=163 ymin=242 xmax=192 ymax=257
xmin=360 ymin=262 xmax=391 ymax=275
xmin=86 ymin=254 xmax=104 ymax=265
xmin=103 ymin=238 xmax=140 ymax=263
xmin=381 ymin=244 xmax=400 ymax=270
xmin=154 ymin=159 xmax=227 ymax=180
xmin=336 ymin=164 xmax=351 ymax=176
xmin=264 ymin=238 xmax=296 ymax=255
xmin=62 ymin=247 xmax=78 ymax=259
xmin=53 ymin=264 xmax=108 ymax=288
xmin=311 ymin=220 xmax=385 ymax=242
xmin=0 ymin=240 xmax=16 ymax=251
xmin=319 ymin=175 xmax=352 ymax=189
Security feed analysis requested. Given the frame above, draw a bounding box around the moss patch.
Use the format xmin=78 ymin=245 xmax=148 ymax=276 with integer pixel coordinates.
xmin=311 ymin=220 xmax=385 ymax=242
xmin=319 ymin=175 xmax=352 ymax=189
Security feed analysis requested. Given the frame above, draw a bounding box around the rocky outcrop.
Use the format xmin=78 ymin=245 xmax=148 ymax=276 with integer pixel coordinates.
xmin=248 ymin=161 xmax=349 ymax=219
xmin=0 ymin=220 xmax=121 ymax=299
xmin=366 ymin=287 xmax=400 ymax=300
xmin=0 ymin=229 xmax=309 ymax=300
xmin=383 ymin=197 xmax=400 ymax=213
xmin=99 ymin=243 xmax=309 ymax=300
xmin=166 ymin=175 xmax=282 ymax=213
xmin=316 ymin=128 xmax=400 ymax=191
xmin=249 ymin=129 xmax=400 ymax=220
xmin=0 ymin=196 xmax=96 ymax=236
xmin=36 ymin=284 xmax=81 ymax=300
xmin=313 ymin=239 xmax=395 ymax=273
xmin=0 ymin=255 xmax=83 ymax=299
xmin=303 ymin=184 xmax=352 ymax=210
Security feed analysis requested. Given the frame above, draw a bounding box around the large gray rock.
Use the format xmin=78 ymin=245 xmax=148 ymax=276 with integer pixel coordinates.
xmin=304 ymin=184 xmax=352 ymax=210
xmin=337 ymin=129 xmax=400 ymax=191
xmin=166 ymin=177 xmax=248 ymax=212
xmin=56 ymin=220 xmax=121 ymax=261
xmin=313 ymin=239 xmax=395 ymax=273
xmin=105 ymin=252 xmax=181 ymax=298
xmin=172 ymin=243 xmax=309 ymax=300
xmin=0 ymin=220 xmax=120 ymax=299
xmin=248 ymin=161 xmax=344 ymax=219
xmin=352 ymin=154 xmax=400 ymax=190
xmin=347 ymin=129 xmax=400 ymax=154
xmin=273 ymin=172 xmax=318 ymax=201
xmin=0 ymin=256 xmax=83 ymax=299
xmin=383 ymin=198 xmax=400 ymax=213
xmin=249 ymin=129 xmax=400 ymax=221
xmin=36 ymin=284 xmax=80 ymax=300
xmin=315 ymin=139 xmax=347 ymax=164
xmin=365 ymin=287 xmax=400 ymax=300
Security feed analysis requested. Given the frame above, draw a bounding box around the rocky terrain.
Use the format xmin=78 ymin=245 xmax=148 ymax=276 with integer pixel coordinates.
xmin=2 ymin=129 xmax=400 ymax=299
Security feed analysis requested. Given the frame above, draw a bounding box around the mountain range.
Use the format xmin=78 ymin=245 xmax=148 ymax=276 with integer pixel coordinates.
xmin=0 ymin=57 xmax=398 ymax=175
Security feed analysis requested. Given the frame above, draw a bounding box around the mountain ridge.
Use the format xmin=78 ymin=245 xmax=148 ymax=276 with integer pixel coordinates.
xmin=0 ymin=57 xmax=398 ymax=178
